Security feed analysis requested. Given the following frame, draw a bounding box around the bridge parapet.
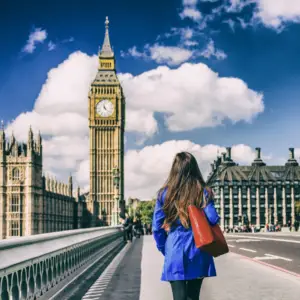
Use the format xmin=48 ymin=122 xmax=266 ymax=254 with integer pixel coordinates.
xmin=0 ymin=226 xmax=123 ymax=300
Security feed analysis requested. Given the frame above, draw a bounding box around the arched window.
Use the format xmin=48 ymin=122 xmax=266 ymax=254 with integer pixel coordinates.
xmin=12 ymin=168 xmax=20 ymax=181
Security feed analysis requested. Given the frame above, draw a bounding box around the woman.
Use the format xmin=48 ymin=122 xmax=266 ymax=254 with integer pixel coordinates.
xmin=152 ymin=152 xmax=220 ymax=300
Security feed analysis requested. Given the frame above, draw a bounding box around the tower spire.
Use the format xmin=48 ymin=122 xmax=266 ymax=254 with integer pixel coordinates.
xmin=28 ymin=125 xmax=34 ymax=150
xmin=0 ymin=120 xmax=4 ymax=141
xmin=0 ymin=120 xmax=5 ymax=152
xmin=100 ymin=16 xmax=114 ymax=58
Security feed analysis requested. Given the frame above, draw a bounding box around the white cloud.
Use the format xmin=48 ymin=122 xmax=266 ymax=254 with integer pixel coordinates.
xmin=223 ymin=0 xmax=300 ymax=30
xmin=181 ymin=27 xmax=194 ymax=39
xmin=48 ymin=41 xmax=56 ymax=51
xmin=125 ymin=140 xmax=260 ymax=199
xmin=157 ymin=27 xmax=198 ymax=47
xmin=199 ymin=39 xmax=227 ymax=60
xmin=253 ymin=0 xmax=300 ymax=30
xmin=120 ymin=62 xmax=263 ymax=133
xmin=180 ymin=7 xmax=202 ymax=21
xmin=237 ymin=17 xmax=251 ymax=29
xmin=67 ymin=139 xmax=262 ymax=199
xmin=47 ymin=38 xmax=74 ymax=52
xmin=124 ymin=46 xmax=146 ymax=58
xmin=183 ymin=0 xmax=198 ymax=5
xmin=22 ymin=28 xmax=47 ymax=53
xmin=225 ymin=0 xmax=252 ymax=12
xmin=223 ymin=19 xmax=236 ymax=31
xmin=125 ymin=108 xmax=158 ymax=137
xmin=180 ymin=0 xmax=202 ymax=22
xmin=149 ymin=45 xmax=194 ymax=66
xmin=6 ymin=51 xmax=98 ymax=187
xmin=177 ymin=0 xmax=300 ymax=33
xmin=184 ymin=40 xmax=199 ymax=46
xmin=121 ymin=44 xmax=194 ymax=66
xmin=6 ymin=51 xmax=264 ymax=195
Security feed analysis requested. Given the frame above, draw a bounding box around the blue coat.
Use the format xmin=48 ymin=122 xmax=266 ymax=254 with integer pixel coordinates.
xmin=152 ymin=188 xmax=220 ymax=281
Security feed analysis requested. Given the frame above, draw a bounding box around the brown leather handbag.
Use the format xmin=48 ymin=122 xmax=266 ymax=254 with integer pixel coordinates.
xmin=188 ymin=197 xmax=229 ymax=257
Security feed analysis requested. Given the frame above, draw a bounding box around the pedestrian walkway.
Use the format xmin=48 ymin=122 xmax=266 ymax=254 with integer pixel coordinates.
xmin=84 ymin=236 xmax=300 ymax=300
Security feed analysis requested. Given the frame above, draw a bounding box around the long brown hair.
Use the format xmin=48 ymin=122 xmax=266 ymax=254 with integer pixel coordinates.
xmin=158 ymin=152 xmax=210 ymax=230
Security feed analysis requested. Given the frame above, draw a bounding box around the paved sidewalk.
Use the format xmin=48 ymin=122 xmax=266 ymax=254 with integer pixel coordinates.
xmin=99 ymin=238 xmax=143 ymax=300
xmin=140 ymin=236 xmax=300 ymax=300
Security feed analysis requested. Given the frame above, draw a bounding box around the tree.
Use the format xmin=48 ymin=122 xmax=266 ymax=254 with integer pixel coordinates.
xmin=135 ymin=199 xmax=156 ymax=224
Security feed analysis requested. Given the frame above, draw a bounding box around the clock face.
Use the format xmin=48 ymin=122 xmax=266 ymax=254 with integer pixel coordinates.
xmin=96 ymin=99 xmax=114 ymax=117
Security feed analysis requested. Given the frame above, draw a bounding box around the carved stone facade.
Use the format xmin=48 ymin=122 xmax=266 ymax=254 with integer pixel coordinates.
xmin=0 ymin=127 xmax=85 ymax=239
xmin=207 ymin=147 xmax=300 ymax=229
xmin=87 ymin=17 xmax=125 ymax=226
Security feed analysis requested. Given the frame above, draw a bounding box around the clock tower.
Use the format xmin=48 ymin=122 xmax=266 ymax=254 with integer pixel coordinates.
xmin=88 ymin=17 xmax=125 ymax=226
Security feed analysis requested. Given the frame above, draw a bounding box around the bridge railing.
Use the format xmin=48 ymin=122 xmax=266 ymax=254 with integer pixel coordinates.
xmin=0 ymin=226 xmax=123 ymax=300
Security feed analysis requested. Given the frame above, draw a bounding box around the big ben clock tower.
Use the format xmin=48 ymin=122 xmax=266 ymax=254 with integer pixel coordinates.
xmin=88 ymin=17 xmax=125 ymax=226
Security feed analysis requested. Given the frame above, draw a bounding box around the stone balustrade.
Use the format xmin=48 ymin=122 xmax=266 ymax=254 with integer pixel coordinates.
xmin=0 ymin=226 xmax=123 ymax=300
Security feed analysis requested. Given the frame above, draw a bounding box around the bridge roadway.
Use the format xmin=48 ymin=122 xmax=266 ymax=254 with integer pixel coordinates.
xmin=225 ymin=232 xmax=300 ymax=275
xmin=80 ymin=234 xmax=300 ymax=300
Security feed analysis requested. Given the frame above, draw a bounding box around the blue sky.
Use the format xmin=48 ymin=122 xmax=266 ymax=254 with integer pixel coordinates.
xmin=1 ymin=0 xmax=300 ymax=197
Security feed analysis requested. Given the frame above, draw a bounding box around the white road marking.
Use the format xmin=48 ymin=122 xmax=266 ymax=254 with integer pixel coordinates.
xmin=226 ymin=234 xmax=300 ymax=244
xmin=254 ymin=256 xmax=279 ymax=260
xmin=264 ymin=253 xmax=293 ymax=262
xmin=254 ymin=254 xmax=293 ymax=262
xmin=228 ymin=244 xmax=235 ymax=248
xmin=236 ymin=239 xmax=261 ymax=243
xmin=239 ymin=248 xmax=257 ymax=253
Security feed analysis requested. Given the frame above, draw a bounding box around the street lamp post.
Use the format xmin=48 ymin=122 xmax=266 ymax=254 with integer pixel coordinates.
xmin=112 ymin=166 xmax=120 ymax=226
xmin=112 ymin=166 xmax=126 ymax=225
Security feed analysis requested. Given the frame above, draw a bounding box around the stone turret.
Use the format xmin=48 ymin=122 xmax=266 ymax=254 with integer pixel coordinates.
xmin=226 ymin=147 xmax=232 ymax=160
xmin=45 ymin=176 xmax=49 ymax=190
xmin=77 ymin=186 xmax=81 ymax=202
xmin=11 ymin=134 xmax=18 ymax=157
xmin=42 ymin=175 xmax=46 ymax=190
xmin=68 ymin=175 xmax=73 ymax=197
xmin=252 ymin=147 xmax=266 ymax=166
xmin=36 ymin=131 xmax=42 ymax=155
xmin=27 ymin=126 xmax=34 ymax=152
xmin=286 ymin=147 xmax=299 ymax=166
xmin=50 ymin=178 xmax=54 ymax=192
xmin=224 ymin=147 xmax=236 ymax=166
xmin=63 ymin=183 xmax=66 ymax=195
xmin=256 ymin=147 xmax=261 ymax=159
xmin=19 ymin=143 xmax=26 ymax=156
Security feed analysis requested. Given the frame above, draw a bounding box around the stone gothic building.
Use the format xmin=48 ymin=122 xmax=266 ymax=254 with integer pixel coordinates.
xmin=207 ymin=147 xmax=300 ymax=229
xmin=0 ymin=127 xmax=85 ymax=239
